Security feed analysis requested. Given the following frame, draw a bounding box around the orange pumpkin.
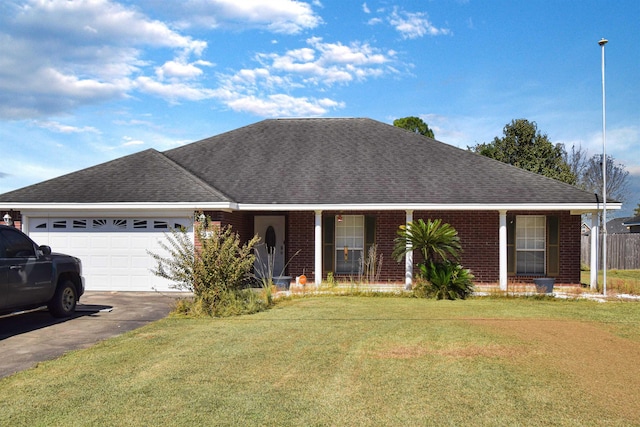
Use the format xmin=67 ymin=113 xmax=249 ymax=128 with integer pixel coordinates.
xmin=299 ymin=274 xmax=307 ymax=285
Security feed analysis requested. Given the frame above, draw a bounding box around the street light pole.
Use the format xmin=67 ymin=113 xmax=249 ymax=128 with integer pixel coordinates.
xmin=599 ymin=37 xmax=608 ymax=296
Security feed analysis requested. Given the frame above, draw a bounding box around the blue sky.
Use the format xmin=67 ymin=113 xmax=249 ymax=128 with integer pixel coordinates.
xmin=1 ymin=0 xmax=638 ymax=216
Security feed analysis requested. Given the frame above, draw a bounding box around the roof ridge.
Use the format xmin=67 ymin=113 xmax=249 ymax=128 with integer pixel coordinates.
xmin=149 ymin=150 xmax=234 ymax=203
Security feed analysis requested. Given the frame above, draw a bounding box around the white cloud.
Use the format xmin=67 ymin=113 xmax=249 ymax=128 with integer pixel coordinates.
xmin=212 ymin=37 xmax=396 ymax=117
xmin=258 ymin=37 xmax=394 ymax=86
xmin=627 ymin=165 xmax=640 ymax=175
xmin=227 ymin=94 xmax=343 ymax=117
xmin=135 ymin=77 xmax=220 ymax=102
xmin=576 ymin=125 xmax=640 ymax=170
xmin=34 ymin=121 xmax=101 ymax=134
xmin=121 ymin=136 xmax=144 ymax=147
xmin=11 ymin=0 xmax=205 ymax=54
xmin=389 ymin=8 xmax=451 ymax=39
xmin=0 ymin=0 xmax=208 ymax=119
xmin=363 ymin=3 xmax=370 ymax=14
xmin=607 ymin=125 xmax=640 ymax=153
xmin=0 ymin=0 xmax=408 ymax=121
xmin=171 ymin=0 xmax=322 ymax=34
xmin=156 ymin=60 xmax=214 ymax=82
xmin=0 ymin=158 xmax=72 ymax=185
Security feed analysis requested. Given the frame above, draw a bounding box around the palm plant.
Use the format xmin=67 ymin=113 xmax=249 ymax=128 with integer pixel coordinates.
xmin=392 ymin=218 xmax=462 ymax=264
xmin=419 ymin=261 xmax=475 ymax=300
xmin=392 ymin=218 xmax=474 ymax=300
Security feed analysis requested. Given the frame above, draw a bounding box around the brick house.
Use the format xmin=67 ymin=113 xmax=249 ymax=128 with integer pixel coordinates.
xmin=0 ymin=118 xmax=616 ymax=291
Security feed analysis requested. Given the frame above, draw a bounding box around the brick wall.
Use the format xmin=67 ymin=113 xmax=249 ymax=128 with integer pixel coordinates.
xmin=288 ymin=211 xmax=316 ymax=280
xmin=413 ymin=211 xmax=499 ymax=283
xmin=284 ymin=209 xmax=581 ymax=285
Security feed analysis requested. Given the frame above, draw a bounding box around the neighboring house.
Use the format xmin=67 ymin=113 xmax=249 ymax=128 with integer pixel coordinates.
xmin=0 ymin=118 xmax=619 ymax=292
xmin=622 ymin=216 xmax=640 ymax=233
xmin=606 ymin=217 xmax=633 ymax=234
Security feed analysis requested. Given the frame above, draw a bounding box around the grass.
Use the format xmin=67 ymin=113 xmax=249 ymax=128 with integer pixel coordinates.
xmin=581 ymin=269 xmax=640 ymax=294
xmin=2 ymin=297 xmax=640 ymax=426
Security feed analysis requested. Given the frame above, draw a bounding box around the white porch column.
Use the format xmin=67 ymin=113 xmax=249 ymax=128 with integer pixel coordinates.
xmin=590 ymin=211 xmax=599 ymax=290
xmin=314 ymin=210 xmax=322 ymax=287
xmin=499 ymin=210 xmax=508 ymax=291
xmin=405 ymin=210 xmax=413 ymax=290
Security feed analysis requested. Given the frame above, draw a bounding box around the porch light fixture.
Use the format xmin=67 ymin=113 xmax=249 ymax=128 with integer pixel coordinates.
xmin=3 ymin=213 xmax=12 ymax=226
xmin=337 ymin=214 xmax=343 ymax=222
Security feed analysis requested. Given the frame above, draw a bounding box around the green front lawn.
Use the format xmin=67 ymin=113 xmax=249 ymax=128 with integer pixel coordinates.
xmin=581 ymin=269 xmax=640 ymax=294
xmin=2 ymin=297 xmax=640 ymax=426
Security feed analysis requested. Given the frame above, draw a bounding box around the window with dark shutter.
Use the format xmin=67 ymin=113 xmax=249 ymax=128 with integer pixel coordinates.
xmin=547 ymin=216 xmax=560 ymax=277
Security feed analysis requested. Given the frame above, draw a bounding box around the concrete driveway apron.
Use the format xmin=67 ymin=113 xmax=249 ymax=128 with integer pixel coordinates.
xmin=0 ymin=291 xmax=179 ymax=378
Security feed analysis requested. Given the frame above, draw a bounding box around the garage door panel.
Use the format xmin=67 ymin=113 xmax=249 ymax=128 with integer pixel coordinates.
xmin=111 ymin=256 xmax=130 ymax=268
xmin=90 ymin=236 xmax=110 ymax=249
xmin=70 ymin=235 xmax=89 ymax=247
xmin=131 ymin=255 xmax=151 ymax=268
xmin=111 ymin=236 xmax=131 ymax=249
xmin=131 ymin=235 xmax=156 ymax=249
xmin=28 ymin=217 xmax=192 ymax=292
xmin=48 ymin=235 xmax=71 ymax=249
xmin=89 ymin=255 xmax=109 ymax=267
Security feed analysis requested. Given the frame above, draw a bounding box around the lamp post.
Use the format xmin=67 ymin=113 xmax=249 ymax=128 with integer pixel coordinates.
xmin=599 ymin=37 xmax=608 ymax=296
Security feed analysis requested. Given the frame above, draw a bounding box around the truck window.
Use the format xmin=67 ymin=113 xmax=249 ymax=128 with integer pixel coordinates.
xmin=0 ymin=229 xmax=36 ymax=258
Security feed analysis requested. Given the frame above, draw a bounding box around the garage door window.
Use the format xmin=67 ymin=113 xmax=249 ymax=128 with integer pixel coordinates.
xmin=30 ymin=218 xmax=186 ymax=232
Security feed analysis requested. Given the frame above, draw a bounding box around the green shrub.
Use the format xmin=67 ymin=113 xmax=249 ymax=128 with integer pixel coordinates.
xmin=149 ymin=218 xmax=265 ymax=316
xmin=393 ymin=218 xmax=474 ymax=300
xmin=416 ymin=261 xmax=475 ymax=300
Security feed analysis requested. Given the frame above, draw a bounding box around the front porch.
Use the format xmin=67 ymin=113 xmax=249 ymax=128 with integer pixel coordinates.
xmin=203 ymin=208 xmax=586 ymax=291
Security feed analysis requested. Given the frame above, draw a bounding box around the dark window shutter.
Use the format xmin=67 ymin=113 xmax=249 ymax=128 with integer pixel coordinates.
xmin=323 ymin=215 xmax=335 ymax=275
xmin=507 ymin=214 xmax=515 ymax=275
xmin=365 ymin=215 xmax=376 ymax=255
xmin=547 ymin=216 xmax=560 ymax=277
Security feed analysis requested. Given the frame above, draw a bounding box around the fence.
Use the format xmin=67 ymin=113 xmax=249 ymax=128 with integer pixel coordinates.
xmin=581 ymin=233 xmax=640 ymax=270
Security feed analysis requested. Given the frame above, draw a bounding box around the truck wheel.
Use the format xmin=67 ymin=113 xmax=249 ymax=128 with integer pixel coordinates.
xmin=48 ymin=280 xmax=77 ymax=318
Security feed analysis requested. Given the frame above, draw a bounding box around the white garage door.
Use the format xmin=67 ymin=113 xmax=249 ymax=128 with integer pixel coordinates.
xmin=28 ymin=217 xmax=193 ymax=292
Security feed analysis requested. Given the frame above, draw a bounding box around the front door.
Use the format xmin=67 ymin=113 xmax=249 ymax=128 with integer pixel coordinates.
xmin=254 ymin=216 xmax=286 ymax=279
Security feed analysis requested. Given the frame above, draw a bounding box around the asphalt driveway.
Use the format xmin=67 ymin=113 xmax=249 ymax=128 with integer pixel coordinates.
xmin=0 ymin=291 xmax=180 ymax=379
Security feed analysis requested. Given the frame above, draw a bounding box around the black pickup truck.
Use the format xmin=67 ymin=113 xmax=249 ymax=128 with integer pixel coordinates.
xmin=0 ymin=224 xmax=85 ymax=318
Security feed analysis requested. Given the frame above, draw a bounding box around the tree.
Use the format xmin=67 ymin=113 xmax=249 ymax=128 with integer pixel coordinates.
xmin=469 ymin=119 xmax=576 ymax=185
xmin=634 ymin=203 xmax=640 ymax=217
xmin=392 ymin=218 xmax=474 ymax=300
xmin=393 ymin=116 xmax=435 ymax=138
xmin=392 ymin=218 xmax=461 ymax=264
xmin=563 ymin=144 xmax=589 ymax=183
xmin=579 ymin=154 xmax=630 ymax=203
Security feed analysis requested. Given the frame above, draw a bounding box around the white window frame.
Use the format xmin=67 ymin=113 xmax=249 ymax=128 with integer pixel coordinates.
xmin=515 ymin=215 xmax=546 ymax=275
xmin=334 ymin=215 xmax=364 ymax=275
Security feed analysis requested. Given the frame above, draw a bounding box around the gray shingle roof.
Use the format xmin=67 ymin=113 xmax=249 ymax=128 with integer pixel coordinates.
xmin=164 ymin=118 xmax=598 ymax=205
xmin=0 ymin=149 xmax=230 ymax=203
xmin=607 ymin=217 xmax=632 ymax=233
xmin=0 ymin=118 xmax=600 ymax=206
xmin=622 ymin=216 xmax=640 ymax=226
